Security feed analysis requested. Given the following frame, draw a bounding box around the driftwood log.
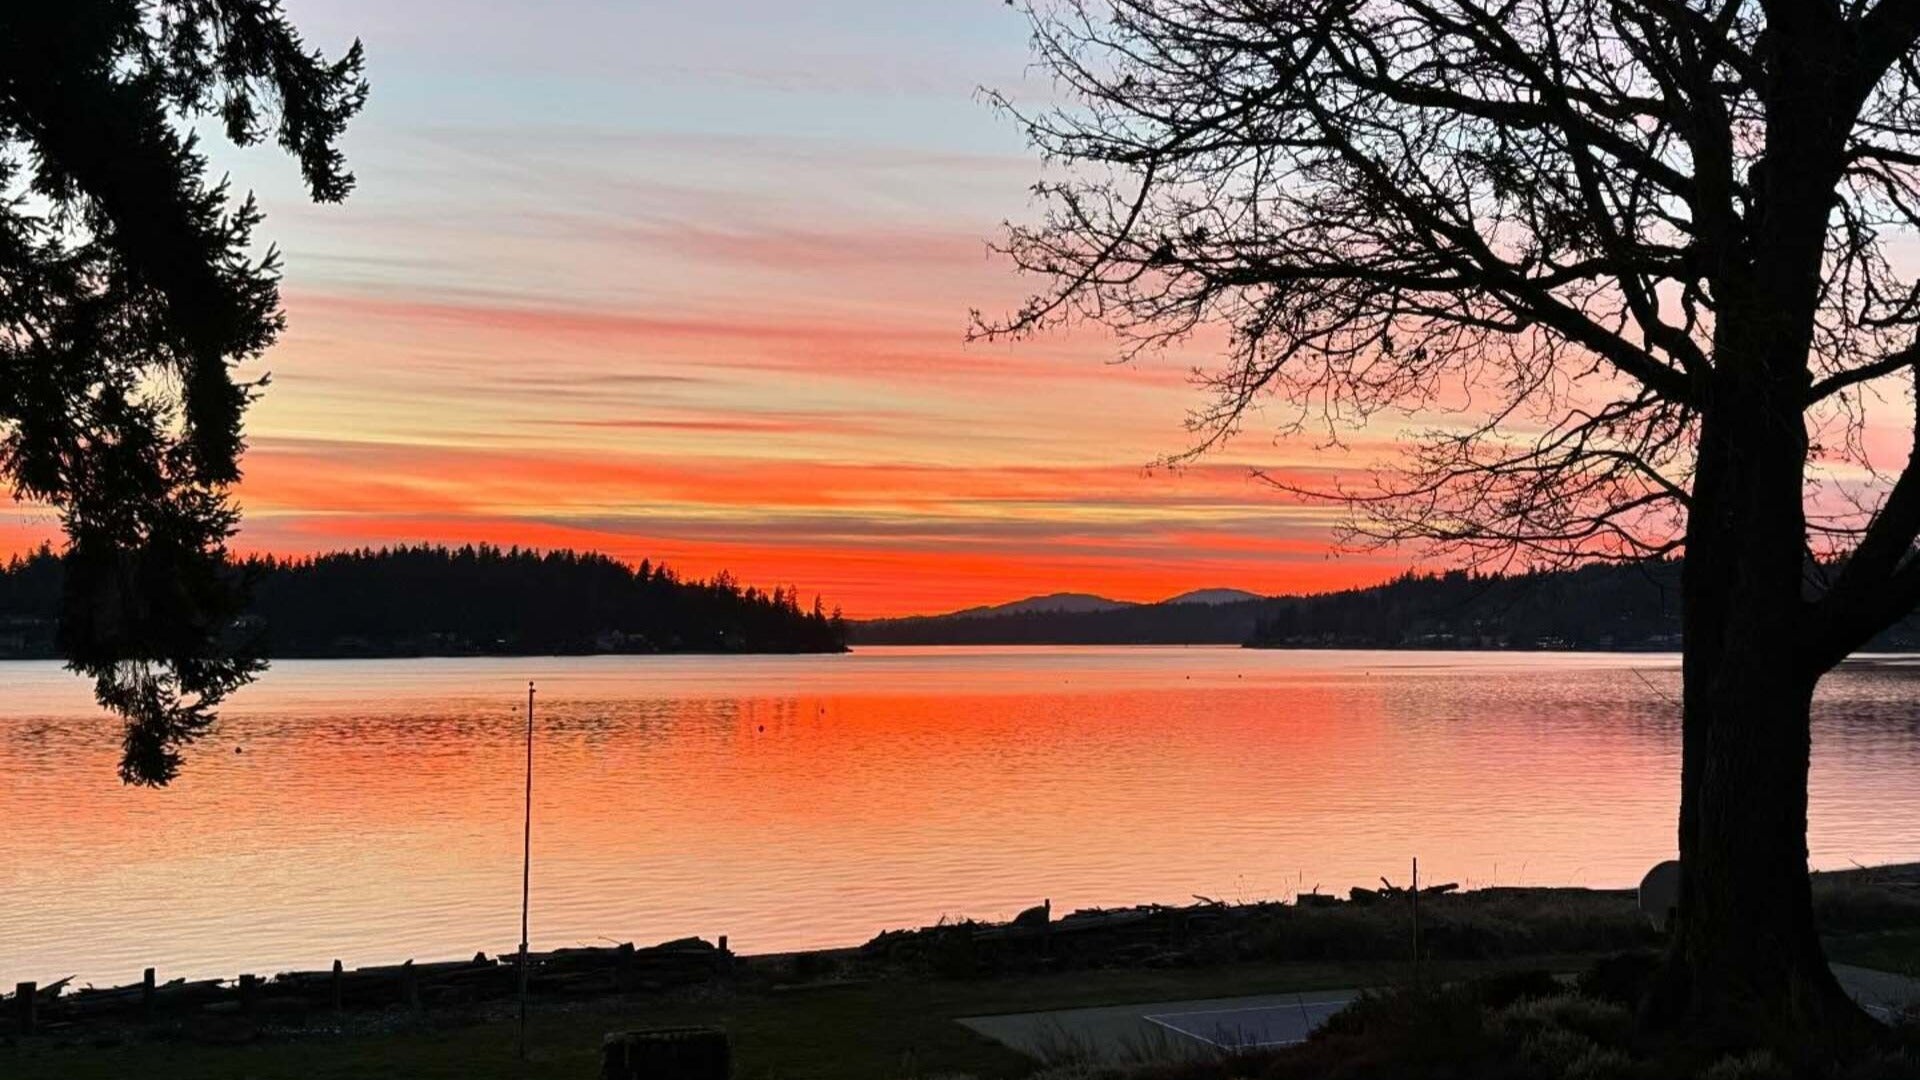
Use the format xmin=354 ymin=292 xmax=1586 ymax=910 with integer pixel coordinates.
xmin=1 ymin=936 xmax=731 ymax=1036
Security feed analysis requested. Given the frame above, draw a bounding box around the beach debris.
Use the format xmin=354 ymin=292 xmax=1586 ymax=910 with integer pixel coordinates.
xmin=1348 ymin=879 xmax=1460 ymax=906
xmin=1 ymin=936 xmax=732 ymax=1035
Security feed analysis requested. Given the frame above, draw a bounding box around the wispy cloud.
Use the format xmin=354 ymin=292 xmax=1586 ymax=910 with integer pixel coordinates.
xmin=8 ymin=0 xmax=1459 ymax=615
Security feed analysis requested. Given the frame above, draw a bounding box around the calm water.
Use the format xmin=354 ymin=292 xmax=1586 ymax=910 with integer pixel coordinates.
xmin=5 ymin=647 xmax=1920 ymax=987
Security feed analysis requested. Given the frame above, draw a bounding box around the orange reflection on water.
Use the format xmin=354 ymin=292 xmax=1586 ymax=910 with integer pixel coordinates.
xmin=5 ymin=648 xmax=1919 ymax=987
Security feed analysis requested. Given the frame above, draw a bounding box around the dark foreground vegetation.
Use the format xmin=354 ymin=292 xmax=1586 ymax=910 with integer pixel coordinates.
xmin=855 ymin=561 xmax=1920 ymax=651
xmin=5 ymin=866 xmax=1915 ymax=1079
xmin=1110 ymin=970 xmax=1920 ymax=1080
xmin=0 ymin=545 xmax=846 ymax=659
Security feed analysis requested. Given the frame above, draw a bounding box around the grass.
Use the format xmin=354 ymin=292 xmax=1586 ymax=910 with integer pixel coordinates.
xmin=1816 ymin=866 xmax=1920 ymax=981
xmin=1825 ymin=930 xmax=1920 ymax=979
xmin=1 ymin=957 xmax=1596 ymax=1080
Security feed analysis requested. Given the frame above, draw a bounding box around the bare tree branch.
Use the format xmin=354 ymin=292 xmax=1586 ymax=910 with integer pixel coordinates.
xmin=989 ymin=0 xmax=1920 ymax=661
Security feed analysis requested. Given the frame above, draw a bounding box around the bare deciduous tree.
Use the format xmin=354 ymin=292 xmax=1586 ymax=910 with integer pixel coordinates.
xmin=984 ymin=0 xmax=1920 ymax=1048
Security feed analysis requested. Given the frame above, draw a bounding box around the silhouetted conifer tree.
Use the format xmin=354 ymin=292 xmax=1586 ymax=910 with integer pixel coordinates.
xmin=0 ymin=2 xmax=367 ymax=784
xmin=0 ymin=545 xmax=847 ymax=658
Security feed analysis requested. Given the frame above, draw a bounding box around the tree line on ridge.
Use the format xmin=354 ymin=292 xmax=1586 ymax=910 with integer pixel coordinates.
xmin=0 ymin=544 xmax=846 ymax=659
xmin=854 ymin=562 xmax=1920 ymax=650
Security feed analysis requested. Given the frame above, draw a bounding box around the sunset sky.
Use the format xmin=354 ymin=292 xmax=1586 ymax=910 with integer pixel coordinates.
xmin=3 ymin=1 xmax=1415 ymax=616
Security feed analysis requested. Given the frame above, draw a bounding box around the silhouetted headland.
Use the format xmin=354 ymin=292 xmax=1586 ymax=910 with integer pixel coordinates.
xmin=0 ymin=544 xmax=846 ymax=659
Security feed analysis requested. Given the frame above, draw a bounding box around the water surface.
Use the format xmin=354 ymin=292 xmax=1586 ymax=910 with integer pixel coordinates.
xmin=5 ymin=647 xmax=1919 ymax=986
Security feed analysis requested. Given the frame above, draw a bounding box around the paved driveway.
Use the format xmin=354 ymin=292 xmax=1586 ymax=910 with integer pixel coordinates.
xmin=1837 ymin=963 xmax=1920 ymax=1021
xmin=958 ymin=990 xmax=1360 ymax=1063
xmin=961 ymin=965 xmax=1920 ymax=1064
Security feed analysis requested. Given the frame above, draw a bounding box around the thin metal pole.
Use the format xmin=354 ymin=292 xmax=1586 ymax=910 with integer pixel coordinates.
xmin=518 ymin=680 xmax=535 ymax=1060
xmin=1410 ymin=856 xmax=1421 ymax=984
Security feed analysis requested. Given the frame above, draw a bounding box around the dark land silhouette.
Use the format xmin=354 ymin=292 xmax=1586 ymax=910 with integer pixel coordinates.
xmin=856 ymin=561 xmax=1920 ymax=650
xmin=0 ymin=545 xmax=846 ymax=660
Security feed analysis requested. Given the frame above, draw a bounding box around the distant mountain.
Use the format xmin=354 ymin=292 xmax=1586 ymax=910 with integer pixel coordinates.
xmin=1162 ymin=587 xmax=1266 ymax=606
xmin=948 ymin=592 xmax=1135 ymax=619
xmin=929 ymin=587 xmax=1261 ymax=621
xmin=855 ymin=593 xmax=1270 ymax=646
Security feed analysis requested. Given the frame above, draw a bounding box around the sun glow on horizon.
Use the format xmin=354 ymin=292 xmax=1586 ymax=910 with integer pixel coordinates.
xmin=0 ymin=0 xmax=1565 ymax=618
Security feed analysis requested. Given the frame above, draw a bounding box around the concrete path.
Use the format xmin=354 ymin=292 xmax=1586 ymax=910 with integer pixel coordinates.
xmin=958 ymin=990 xmax=1360 ymax=1064
xmin=1836 ymin=963 xmax=1920 ymax=1021
xmin=961 ymin=965 xmax=1920 ymax=1064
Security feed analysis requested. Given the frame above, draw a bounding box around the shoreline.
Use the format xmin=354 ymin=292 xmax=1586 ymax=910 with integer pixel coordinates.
xmin=12 ymin=863 xmax=1916 ymax=1027
xmin=7 ymin=867 xmax=1917 ymax=1080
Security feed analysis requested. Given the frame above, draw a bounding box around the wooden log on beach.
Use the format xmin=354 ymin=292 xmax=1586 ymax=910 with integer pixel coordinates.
xmin=61 ymin=972 xmax=177 ymax=1019
xmin=17 ymin=933 xmax=732 ymax=1033
xmin=432 ymin=962 xmax=514 ymax=983
xmin=348 ymin=958 xmax=487 ymax=980
xmin=150 ymin=978 xmax=224 ymax=1009
xmin=507 ymin=939 xmax=721 ymax=979
xmin=535 ymin=946 xmax=627 ymax=972
xmin=1052 ymin=909 xmax=1156 ymax=932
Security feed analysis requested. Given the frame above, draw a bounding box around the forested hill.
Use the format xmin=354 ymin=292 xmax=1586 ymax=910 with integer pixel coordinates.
xmin=855 ymin=561 xmax=1920 ymax=650
xmin=855 ymin=594 xmax=1278 ymax=646
xmin=0 ymin=545 xmax=847 ymax=659
xmin=1247 ymin=563 xmax=1687 ymax=650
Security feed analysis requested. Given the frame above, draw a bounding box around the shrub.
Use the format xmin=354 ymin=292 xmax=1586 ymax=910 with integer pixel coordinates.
xmin=1517 ymin=1024 xmax=1605 ymax=1074
xmin=1811 ymin=875 xmax=1920 ymax=935
xmin=1471 ymin=969 xmax=1565 ymax=1009
xmin=1576 ymin=951 xmax=1662 ymax=1007
xmin=1699 ymin=1051 xmax=1791 ymax=1080
xmin=1562 ymin=1046 xmax=1637 ymax=1080
xmin=1495 ymin=994 xmax=1633 ymax=1047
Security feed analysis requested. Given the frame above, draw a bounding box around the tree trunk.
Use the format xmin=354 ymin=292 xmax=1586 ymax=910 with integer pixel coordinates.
xmin=1667 ymin=651 xmax=1862 ymax=1050
xmin=1653 ymin=373 xmax=1874 ymax=1055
